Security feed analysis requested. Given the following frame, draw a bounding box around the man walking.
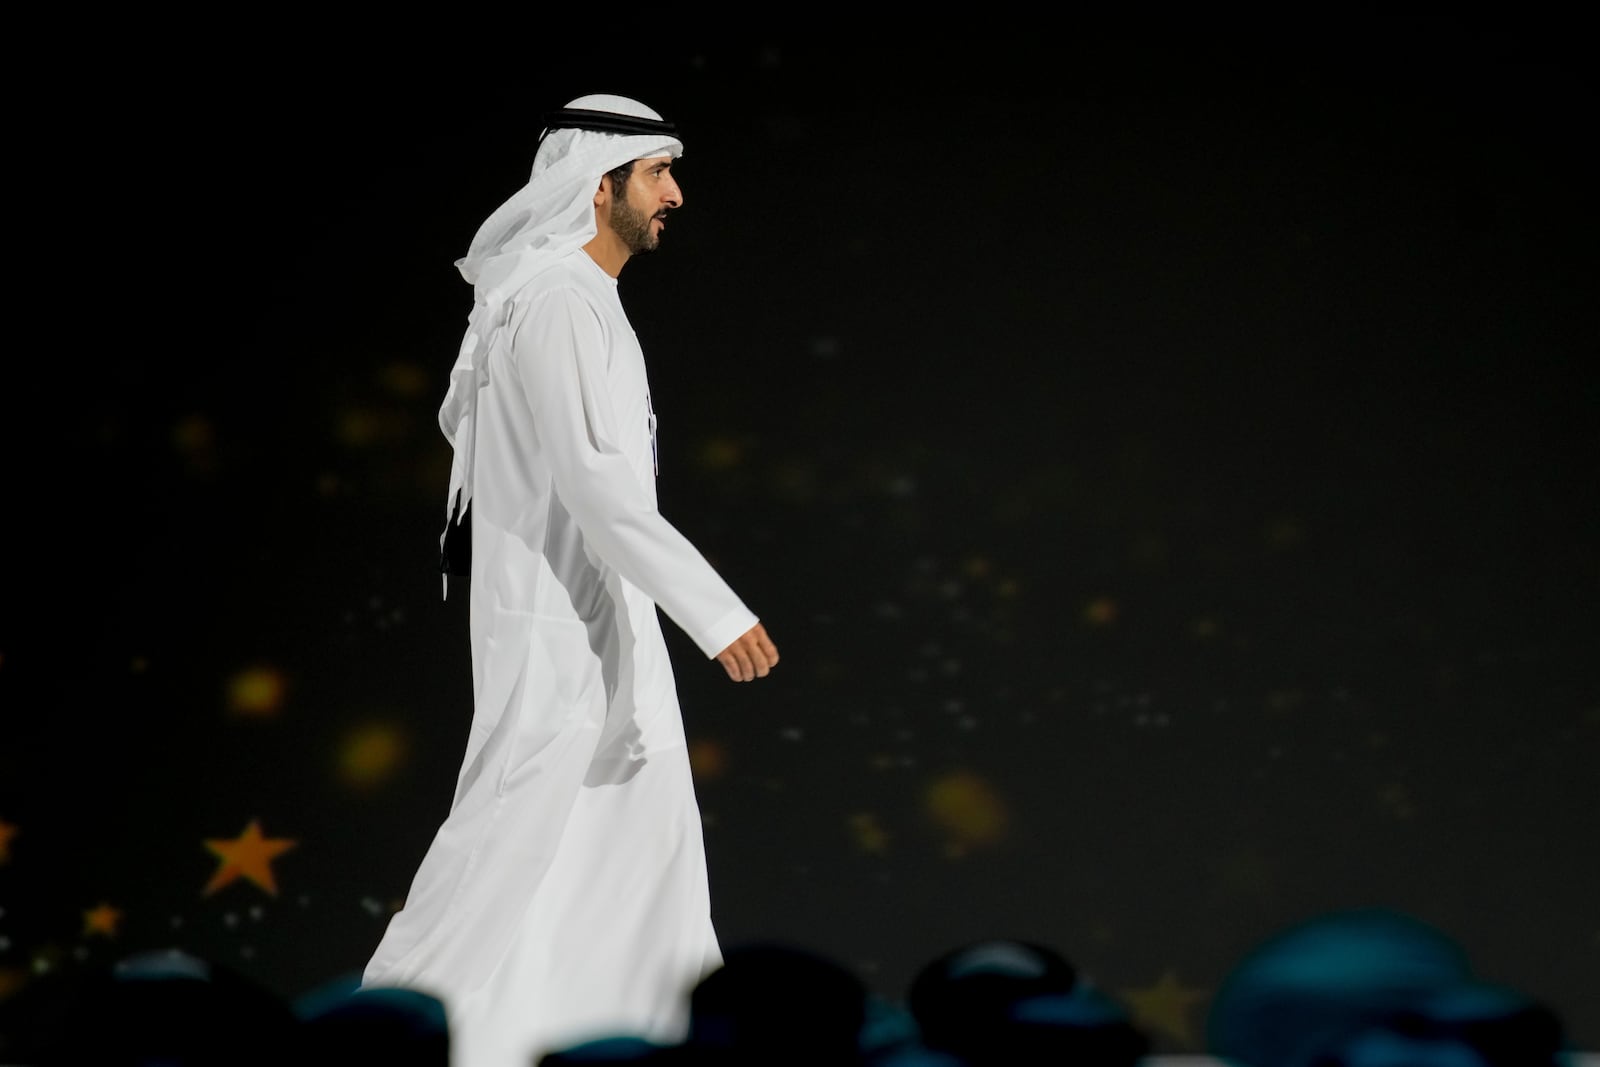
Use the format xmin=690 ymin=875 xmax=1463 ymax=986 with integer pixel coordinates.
xmin=362 ymin=93 xmax=779 ymax=1067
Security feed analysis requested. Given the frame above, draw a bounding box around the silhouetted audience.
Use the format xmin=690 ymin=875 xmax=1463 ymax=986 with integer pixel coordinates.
xmin=903 ymin=939 xmax=1147 ymax=1066
xmin=537 ymin=1034 xmax=681 ymax=1064
xmin=676 ymin=942 xmax=873 ymax=1065
xmin=1205 ymin=908 xmax=1570 ymax=1066
xmin=7 ymin=915 xmax=1582 ymax=1066
xmin=35 ymin=947 xmax=300 ymax=1066
xmin=297 ymin=980 xmax=451 ymax=1066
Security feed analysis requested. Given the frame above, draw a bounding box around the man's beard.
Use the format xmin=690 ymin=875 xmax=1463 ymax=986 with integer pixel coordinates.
xmin=611 ymin=197 xmax=666 ymax=255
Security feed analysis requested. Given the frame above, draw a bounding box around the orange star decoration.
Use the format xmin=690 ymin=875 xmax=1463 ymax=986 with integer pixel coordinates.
xmin=0 ymin=819 xmax=18 ymax=864
xmin=82 ymin=902 xmax=124 ymax=938
xmin=1119 ymin=968 xmax=1209 ymax=1048
xmin=203 ymin=819 xmax=297 ymax=897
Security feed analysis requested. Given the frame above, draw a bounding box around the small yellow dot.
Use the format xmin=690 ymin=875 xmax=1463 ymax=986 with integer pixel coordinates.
xmin=339 ymin=724 xmax=406 ymax=787
xmin=1083 ymin=597 xmax=1118 ymax=625
xmin=227 ymin=667 xmax=288 ymax=717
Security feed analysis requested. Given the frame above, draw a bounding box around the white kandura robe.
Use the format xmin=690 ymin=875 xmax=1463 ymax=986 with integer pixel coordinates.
xmin=362 ymin=249 xmax=757 ymax=1067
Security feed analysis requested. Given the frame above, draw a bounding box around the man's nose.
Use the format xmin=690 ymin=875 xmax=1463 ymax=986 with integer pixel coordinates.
xmin=664 ymin=177 xmax=683 ymax=209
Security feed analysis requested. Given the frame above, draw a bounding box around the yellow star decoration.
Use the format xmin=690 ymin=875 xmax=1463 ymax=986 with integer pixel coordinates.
xmin=1119 ymin=968 xmax=1209 ymax=1048
xmin=0 ymin=819 xmax=18 ymax=864
xmin=82 ymin=902 xmax=124 ymax=938
xmin=203 ymin=819 xmax=297 ymax=897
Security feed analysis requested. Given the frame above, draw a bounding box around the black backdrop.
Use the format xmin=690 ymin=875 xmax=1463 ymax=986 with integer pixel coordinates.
xmin=3 ymin=24 xmax=1596 ymax=1057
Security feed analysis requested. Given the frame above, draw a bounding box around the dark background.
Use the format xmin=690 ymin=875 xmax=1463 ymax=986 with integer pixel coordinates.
xmin=3 ymin=25 xmax=1596 ymax=1056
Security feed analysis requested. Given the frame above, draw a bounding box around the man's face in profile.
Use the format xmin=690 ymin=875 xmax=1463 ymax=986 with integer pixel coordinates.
xmin=610 ymin=155 xmax=682 ymax=255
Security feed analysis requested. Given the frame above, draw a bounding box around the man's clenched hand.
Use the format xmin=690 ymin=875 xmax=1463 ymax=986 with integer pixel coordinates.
xmin=716 ymin=622 xmax=779 ymax=682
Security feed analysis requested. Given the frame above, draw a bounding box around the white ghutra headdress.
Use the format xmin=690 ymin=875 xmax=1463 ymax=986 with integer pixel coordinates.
xmin=436 ymin=94 xmax=683 ymax=590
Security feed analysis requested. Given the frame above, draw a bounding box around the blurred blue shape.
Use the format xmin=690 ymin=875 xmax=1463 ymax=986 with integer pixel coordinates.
xmin=538 ymin=1034 xmax=674 ymax=1063
xmin=295 ymin=979 xmax=450 ymax=1067
xmin=1207 ymin=908 xmax=1569 ymax=1067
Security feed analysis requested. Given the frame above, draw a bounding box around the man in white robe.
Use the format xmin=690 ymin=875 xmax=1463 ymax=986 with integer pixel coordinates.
xmin=360 ymin=94 xmax=780 ymax=1067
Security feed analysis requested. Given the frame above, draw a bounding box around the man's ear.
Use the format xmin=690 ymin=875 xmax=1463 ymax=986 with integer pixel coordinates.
xmin=593 ymin=174 xmax=610 ymax=207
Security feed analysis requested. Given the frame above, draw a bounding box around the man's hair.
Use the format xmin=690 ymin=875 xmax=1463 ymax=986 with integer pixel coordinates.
xmin=605 ymin=160 xmax=636 ymax=196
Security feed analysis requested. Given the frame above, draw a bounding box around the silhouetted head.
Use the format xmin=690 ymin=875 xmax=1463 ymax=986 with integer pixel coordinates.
xmin=1314 ymin=981 xmax=1568 ymax=1067
xmin=685 ymin=942 xmax=871 ymax=1065
xmin=297 ymin=983 xmax=450 ymax=1067
xmin=1206 ymin=908 xmax=1565 ymax=1066
xmin=539 ymin=1033 xmax=686 ymax=1065
xmin=906 ymin=939 xmax=1078 ymax=1055
xmin=906 ymin=939 xmax=1149 ymax=1066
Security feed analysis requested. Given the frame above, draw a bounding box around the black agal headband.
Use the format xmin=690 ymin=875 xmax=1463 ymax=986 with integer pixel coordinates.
xmin=537 ymin=108 xmax=679 ymax=147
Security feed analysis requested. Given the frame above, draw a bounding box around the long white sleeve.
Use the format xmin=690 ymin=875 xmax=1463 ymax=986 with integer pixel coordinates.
xmin=509 ymin=284 xmax=757 ymax=658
